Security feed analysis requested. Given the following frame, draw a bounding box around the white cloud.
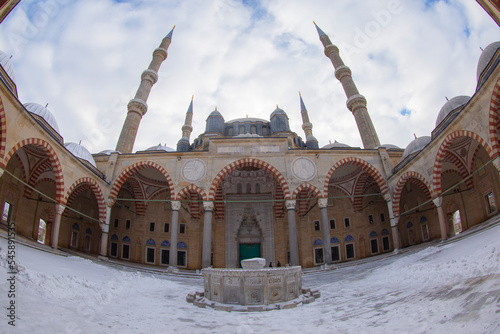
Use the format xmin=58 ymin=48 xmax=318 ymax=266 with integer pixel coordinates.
xmin=0 ymin=0 xmax=498 ymax=153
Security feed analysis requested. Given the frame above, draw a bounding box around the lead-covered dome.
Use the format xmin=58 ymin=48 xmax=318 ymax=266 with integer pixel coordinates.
xmin=477 ymin=41 xmax=500 ymax=83
xmin=435 ymin=95 xmax=470 ymax=127
xmin=402 ymin=136 xmax=431 ymax=159
xmin=24 ymin=103 xmax=60 ymax=133
xmin=205 ymin=108 xmax=225 ymax=133
xmin=146 ymin=144 xmax=175 ymax=152
xmin=270 ymin=106 xmax=290 ymax=134
xmin=322 ymin=140 xmax=351 ymax=149
xmin=0 ymin=50 xmax=16 ymax=83
xmin=65 ymin=142 xmax=96 ymax=167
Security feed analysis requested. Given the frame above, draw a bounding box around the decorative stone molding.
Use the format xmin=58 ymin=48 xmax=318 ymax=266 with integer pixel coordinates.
xmin=141 ymin=69 xmax=159 ymax=84
xmin=291 ymin=157 xmax=317 ymax=181
xmin=181 ymin=159 xmax=207 ymax=182
xmin=334 ymin=65 xmax=352 ymax=81
xmin=285 ymin=200 xmax=296 ymax=210
xmin=171 ymin=200 xmax=181 ymax=211
xmin=127 ymin=98 xmax=148 ymax=116
xmin=346 ymin=94 xmax=367 ymax=112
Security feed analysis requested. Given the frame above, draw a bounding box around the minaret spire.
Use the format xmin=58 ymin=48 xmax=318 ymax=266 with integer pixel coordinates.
xmin=314 ymin=22 xmax=380 ymax=149
xmin=299 ymin=92 xmax=318 ymax=149
xmin=177 ymin=96 xmax=194 ymax=152
xmin=116 ymin=26 xmax=175 ymax=153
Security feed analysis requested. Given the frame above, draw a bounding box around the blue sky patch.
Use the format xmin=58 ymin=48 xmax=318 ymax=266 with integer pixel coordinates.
xmin=400 ymin=109 xmax=411 ymax=116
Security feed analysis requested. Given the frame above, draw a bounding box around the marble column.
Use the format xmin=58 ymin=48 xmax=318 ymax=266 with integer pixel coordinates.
xmin=51 ymin=203 xmax=64 ymax=249
xmin=202 ymin=201 xmax=214 ymax=268
xmin=385 ymin=198 xmax=401 ymax=250
xmin=99 ymin=202 xmax=112 ymax=257
xmin=286 ymin=200 xmax=300 ymax=266
xmin=433 ymin=197 xmax=448 ymax=241
xmin=318 ymin=198 xmax=332 ymax=264
xmin=169 ymin=201 xmax=181 ymax=267
xmin=492 ymin=157 xmax=500 ymax=172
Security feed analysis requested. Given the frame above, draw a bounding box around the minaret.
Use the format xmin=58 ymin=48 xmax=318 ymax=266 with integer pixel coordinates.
xmin=177 ymin=96 xmax=194 ymax=152
xmin=116 ymin=26 xmax=175 ymax=153
xmin=299 ymin=92 xmax=318 ymax=149
xmin=314 ymin=22 xmax=380 ymax=149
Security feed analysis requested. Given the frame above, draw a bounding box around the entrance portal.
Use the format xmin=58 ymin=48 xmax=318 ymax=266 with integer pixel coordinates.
xmin=239 ymin=243 xmax=261 ymax=264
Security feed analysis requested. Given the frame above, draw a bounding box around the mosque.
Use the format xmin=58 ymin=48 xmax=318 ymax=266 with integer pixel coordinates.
xmin=1 ymin=2 xmax=500 ymax=270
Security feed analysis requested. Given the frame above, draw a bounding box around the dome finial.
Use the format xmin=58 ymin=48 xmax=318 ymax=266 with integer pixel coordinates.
xmin=414 ymin=133 xmax=417 ymax=139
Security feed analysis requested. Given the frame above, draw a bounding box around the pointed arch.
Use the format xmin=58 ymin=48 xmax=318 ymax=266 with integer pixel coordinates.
xmin=65 ymin=177 xmax=106 ymax=223
xmin=176 ymin=184 xmax=207 ymax=201
xmin=208 ymin=158 xmax=290 ymax=201
xmin=292 ymin=183 xmax=322 ymax=199
xmin=2 ymin=138 xmax=65 ymax=203
xmin=433 ymin=130 xmax=492 ymax=195
xmin=323 ymin=157 xmax=388 ymax=198
xmin=392 ymin=171 xmax=434 ymax=217
xmin=109 ymin=161 xmax=175 ymax=202
xmin=293 ymin=183 xmax=322 ymax=215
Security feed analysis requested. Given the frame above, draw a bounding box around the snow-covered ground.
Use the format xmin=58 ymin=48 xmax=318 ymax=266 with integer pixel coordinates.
xmin=1 ymin=224 xmax=500 ymax=334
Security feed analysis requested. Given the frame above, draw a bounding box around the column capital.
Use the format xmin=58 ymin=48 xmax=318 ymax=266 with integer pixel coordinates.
xmin=106 ymin=198 xmax=115 ymax=208
xmin=285 ymin=200 xmax=296 ymax=210
xmin=390 ymin=217 xmax=399 ymax=228
xmin=171 ymin=200 xmax=181 ymax=211
xmin=0 ymin=169 xmax=4 ymax=177
xmin=382 ymin=192 xmax=392 ymax=202
xmin=432 ymin=197 xmax=443 ymax=207
xmin=55 ymin=203 xmax=65 ymax=215
xmin=317 ymin=198 xmax=328 ymax=208
xmin=99 ymin=222 xmax=110 ymax=233
xmin=203 ymin=201 xmax=214 ymax=211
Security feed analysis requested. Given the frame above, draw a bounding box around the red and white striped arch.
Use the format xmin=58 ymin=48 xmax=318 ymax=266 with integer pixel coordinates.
xmin=292 ymin=183 xmax=322 ymax=200
xmin=392 ymin=171 xmax=434 ymax=218
xmin=208 ymin=158 xmax=290 ymax=201
xmin=488 ymin=77 xmax=500 ymax=159
xmin=433 ymin=130 xmax=492 ymax=195
xmin=109 ymin=161 xmax=175 ymax=202
xmin=65 ymin=177 xmax=106 ymax=223
xmin=0 ymin=97 xmax=6 ymax=164
xmin=323 ymin=157 xmax=389 ymax=198
xmin=2 ymin=138 xmax=65 ymax=203
xmin=176 ymin=184 xmax=207 ymax=201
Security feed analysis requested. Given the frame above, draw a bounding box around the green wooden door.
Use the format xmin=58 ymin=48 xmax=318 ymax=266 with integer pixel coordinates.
xmin=239 ymin=243 xmax=261 ymax=264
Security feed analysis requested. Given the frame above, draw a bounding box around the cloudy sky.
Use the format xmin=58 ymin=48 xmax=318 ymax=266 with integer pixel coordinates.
xmin=0 ymin=0 xmax=498 ymax=153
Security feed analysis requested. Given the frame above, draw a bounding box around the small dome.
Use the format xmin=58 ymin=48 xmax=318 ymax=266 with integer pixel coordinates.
xmin=270 ymin=107 xmax=290 ymax=134
xmin=377 ymin=144 xmax=400 ymax=149
xmin=146 ymin=144 xmax=175 ymax=152
xmin=322 ymin=140 xmax=350 ymax=149
xmin=270 ymin=107 xmax=287 ymax=118
xmin=0 ymin=50 xmax=16 ymax=83
xmin=436 ymin=96 xmax=470 ymax=127
xmin=402 ymin=136 xmax=431 ymax=159
xmin=477 ymin=41 xmax=500 ymax=82
xmin=65 ymin=142 xmax=96 ymax=167
xmin=205 ymin=108 xmax=225 ymax=133
xmin=98 ymin=149 xmax=116 ymax=155
xmin=24 ymin=103 xmax=60 ymax=133
xmin=234 ymin=133 xmax=262 ymax=138
xmin=227 ymin=117 xmax=268 ymax=124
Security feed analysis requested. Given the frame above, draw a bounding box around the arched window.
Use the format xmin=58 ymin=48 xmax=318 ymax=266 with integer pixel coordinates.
xmin=246 ymin=183 xmax=251 ymax=193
